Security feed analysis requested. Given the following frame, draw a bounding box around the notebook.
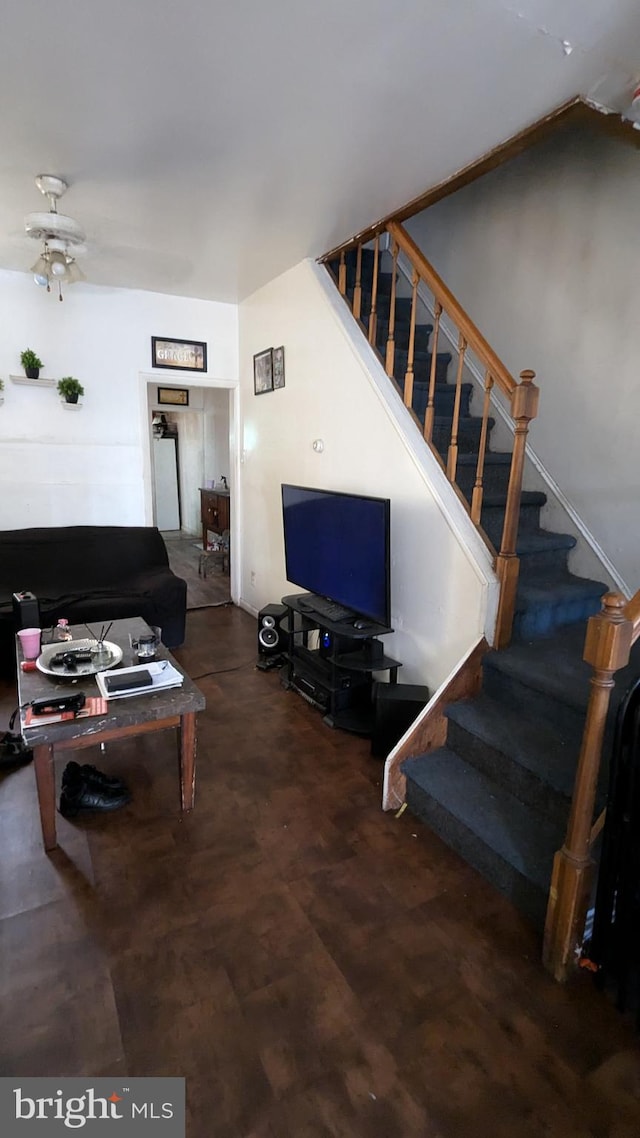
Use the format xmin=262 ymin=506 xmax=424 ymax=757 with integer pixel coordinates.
xmin=96 ymin=661 xmax=184 ymax=700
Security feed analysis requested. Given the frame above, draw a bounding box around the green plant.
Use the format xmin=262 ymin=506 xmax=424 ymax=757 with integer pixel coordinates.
xmin=0 ymin=379 xmax=4 ymax=392
xmin=57 ymin=376 xmax=85 ymax=399
xmin=20 ymin=348 xmax=44 ymax=371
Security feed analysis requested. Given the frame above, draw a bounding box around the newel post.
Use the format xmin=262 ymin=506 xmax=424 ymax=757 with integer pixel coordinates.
xmin=494 ymin=370 xmax=539 ymax=649
xmin=543 ymin=592 xmax=632 ymax=982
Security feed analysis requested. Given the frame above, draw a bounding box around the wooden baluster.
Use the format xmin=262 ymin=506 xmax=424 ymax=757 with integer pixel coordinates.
xmin=423 ymin=302 xmax=442 ymax=443
xmin=353 ymin=244 xmax=363 ymax=321
xmin=471 ymin=371 xmax=494 ymax=525
xmin=494 ymin=370 xmax=539 ymax=648
xmin=543 ymin=593 xmax=633 ymax=982
xmin=404 ymin=268 xmax=419 ymax=410
xmin=446 ymin=334 xmax=467 ymax=482
xmin=368 ymin=235 xmax=380 ymax=345
xmin=338 ymin=251 xmax=346 ymax=296
xmin=385 ymin=241 xmax=398 ymax=376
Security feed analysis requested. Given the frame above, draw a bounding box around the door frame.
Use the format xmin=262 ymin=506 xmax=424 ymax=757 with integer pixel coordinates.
xmin=138 ymin=370 xmax=240 ymax=603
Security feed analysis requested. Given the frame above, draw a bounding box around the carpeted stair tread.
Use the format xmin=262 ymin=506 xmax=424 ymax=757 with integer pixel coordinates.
xmin=376 ymin=317 xmax=433 ymax=336
xmin=403 ymin=748 xmax=564 ymax=894
xmin=515 ymin=571 xmax=607 ymax=603
xmin=445 ymin=693 xmax=579 ymax=803
xmin=515 ymin=530 xmax=576 ymax=556
xmin=375 ymin=321 xmax=434 ymax=353
xmin=485 ymin=624 xmax=600 ymax=715
xmin=511 ymin=571 xmax=607 ymax=639
xmin=481 ymin=492 xmax=546 ymax=542
xmin=432 ymin=413 xmax=492 ymax=431
xmin=482 ymin=490 xmax=546 ymax=509
xmin=393 ymin=348 xmax=452 ymax=369
xmin=412 ymin=382 xmax=474 ymax=420
xmin=457 ymin=451 xmax=512 ymax=467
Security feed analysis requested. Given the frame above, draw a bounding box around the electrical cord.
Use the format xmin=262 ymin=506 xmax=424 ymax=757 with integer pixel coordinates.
xmin=190 ymin=657 xmax=258 ymax=681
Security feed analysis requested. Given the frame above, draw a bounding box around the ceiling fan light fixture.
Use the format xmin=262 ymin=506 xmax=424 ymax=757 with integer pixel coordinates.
xmin=65 ymin=259 xmax=85 ymax=284
xmin=49 ymin=249 xmax=68 ymax=277
xmin=30 ymin=253 xmax=49 ymax=276
xmin=24 ymin=174 xmax=88 ymax=299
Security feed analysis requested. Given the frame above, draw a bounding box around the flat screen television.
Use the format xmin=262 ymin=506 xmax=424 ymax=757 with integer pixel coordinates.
xmin=281 ymin=484 xmax=391 ymax=627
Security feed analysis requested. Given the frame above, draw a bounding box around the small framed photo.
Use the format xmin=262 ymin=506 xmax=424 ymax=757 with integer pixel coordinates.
xmin=253 ymin=348 xmax=274 ymax=395
xmin=158 ymin=386 xmax=189 ymax=406
xmin=272 ymin=345 xmax=285 ymax=390
xmin=152 ymin=337 xmax=207 ymax=372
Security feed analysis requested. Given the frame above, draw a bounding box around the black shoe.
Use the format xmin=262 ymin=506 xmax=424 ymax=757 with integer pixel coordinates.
xmin=0 ymin=733 xmax=33 ymax=769
xmin=59 ymin=781 xmax=131 ymax=819
xmin=62 ymin=760 xmax=128 ymax=793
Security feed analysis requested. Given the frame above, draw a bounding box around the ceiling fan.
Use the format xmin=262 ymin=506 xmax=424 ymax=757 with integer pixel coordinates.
xmin=24 ymin=175 xmax=86 ymax=301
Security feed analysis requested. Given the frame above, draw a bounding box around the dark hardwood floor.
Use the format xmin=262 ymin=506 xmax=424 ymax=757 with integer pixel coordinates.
xmin=1 ymin=605 xmax=639 ymax=1136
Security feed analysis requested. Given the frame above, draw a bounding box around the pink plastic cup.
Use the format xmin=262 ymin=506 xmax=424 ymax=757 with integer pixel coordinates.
xmin=17 ymin=627 xmax=42 ymax=660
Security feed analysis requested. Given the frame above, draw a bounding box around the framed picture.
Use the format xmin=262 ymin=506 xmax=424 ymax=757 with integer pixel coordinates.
xmin=152 ymin=337 xmax=207 ymax=372
xmin=158 ymin=386 xmax=189 ymax=406
xmin=253 ymin=348 xmax=274 ymax=395
xmin=272 ymin=345 xmax=285 ymax=389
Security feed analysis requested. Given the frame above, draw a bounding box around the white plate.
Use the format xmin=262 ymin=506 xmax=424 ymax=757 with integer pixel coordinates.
xmin=36 ymin=638 xmax=124 ymax=678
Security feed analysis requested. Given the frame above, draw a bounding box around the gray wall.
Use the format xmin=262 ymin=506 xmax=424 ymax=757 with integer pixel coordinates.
xmin=406 ymin=123 xmax=640 ymax=594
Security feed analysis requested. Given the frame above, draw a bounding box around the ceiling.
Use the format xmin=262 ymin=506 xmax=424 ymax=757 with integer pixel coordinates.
xmin=1 ymin=0 xmax=639 ymax=303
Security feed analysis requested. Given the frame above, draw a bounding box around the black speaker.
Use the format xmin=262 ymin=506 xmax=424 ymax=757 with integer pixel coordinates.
xmin=371 ymin=682 xmax=430 ymax=758
xmin=257 ymin=603 xmax=289 ymax=658
xmin=13 ymin=591 xmax=40 ymax=630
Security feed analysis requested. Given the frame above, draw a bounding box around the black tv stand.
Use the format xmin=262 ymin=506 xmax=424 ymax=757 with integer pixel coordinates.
xmin=280 ymin=594 xmax=401 ymax=735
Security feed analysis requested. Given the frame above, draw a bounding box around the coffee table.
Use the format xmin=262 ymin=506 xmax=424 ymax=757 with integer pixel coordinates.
xmin=16 ymin=616 xmax=206 ymax=852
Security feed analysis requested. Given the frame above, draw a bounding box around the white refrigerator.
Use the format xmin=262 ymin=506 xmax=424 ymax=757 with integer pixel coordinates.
xmin=153 ymin=437 xmax=180 ymax=530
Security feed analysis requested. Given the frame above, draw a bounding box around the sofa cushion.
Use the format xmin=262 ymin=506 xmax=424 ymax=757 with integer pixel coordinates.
xmin=0 ymin=525 xmax=187 ymax=675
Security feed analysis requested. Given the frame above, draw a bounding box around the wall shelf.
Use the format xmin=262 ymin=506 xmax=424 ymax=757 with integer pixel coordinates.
xmin=10 ymin=374 xmax=56 ymax=388
xmin=61 ymin=401 xmax=82 ymax=410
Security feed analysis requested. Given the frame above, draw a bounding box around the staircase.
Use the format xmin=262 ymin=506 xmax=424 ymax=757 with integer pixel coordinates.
xmin=327 ymin=242 xmax=637 ymax=930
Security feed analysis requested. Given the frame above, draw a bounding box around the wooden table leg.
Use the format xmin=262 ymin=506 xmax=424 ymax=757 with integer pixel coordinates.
xmin=179 ymin=712 xmax=197 ymax=812
xmin=33 ymin=743 xmax=57 ymax=851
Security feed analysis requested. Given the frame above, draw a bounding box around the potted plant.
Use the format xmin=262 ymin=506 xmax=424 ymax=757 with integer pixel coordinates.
xmin=57 ymin=376 xmax=85 ymax=404
xmin=0 ymin=378 xmax=4 ymax=404
xmin=20 ymin=349 xmax=44 ymax=379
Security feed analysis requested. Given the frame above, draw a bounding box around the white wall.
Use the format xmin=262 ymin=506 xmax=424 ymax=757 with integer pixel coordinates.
xmin=238 ymin=259 xmax=495 ymax=688
xmin=203 ymin=388 xmax=230 ymax=490
xmin=0 ymin=270 xmax=237 ymax=529
xmin=175 ymin=411 xmax=204 ymax=535
xmin=406 ymin=124 xmax=640 ymax=595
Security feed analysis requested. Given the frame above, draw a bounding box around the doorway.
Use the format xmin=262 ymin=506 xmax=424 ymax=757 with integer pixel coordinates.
xmin=143 ymin=375 xmax=237 ymax=610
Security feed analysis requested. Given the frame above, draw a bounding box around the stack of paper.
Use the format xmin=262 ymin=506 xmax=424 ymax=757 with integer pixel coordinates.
xmin=96 ymin=661 xmax=184 ymax=700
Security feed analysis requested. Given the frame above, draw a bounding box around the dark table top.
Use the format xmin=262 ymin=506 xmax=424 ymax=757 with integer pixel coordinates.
xmin=17 ymin=616 xmax=205 ymax=746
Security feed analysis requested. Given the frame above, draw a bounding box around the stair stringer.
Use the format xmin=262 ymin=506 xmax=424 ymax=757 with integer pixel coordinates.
xmin=382 ymin=635 xmax=486 ymax=811
xmin=391 ymin=247 xmax=628 ymax=598
xmin=314 ymin=259 xmax=500 ymax=649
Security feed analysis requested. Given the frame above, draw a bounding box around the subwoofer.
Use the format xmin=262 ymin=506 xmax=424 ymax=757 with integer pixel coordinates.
xmin=257 ymin=603 xmax=289 ymax=657
xmin=371 ymin=682 xmax=430 ymax=759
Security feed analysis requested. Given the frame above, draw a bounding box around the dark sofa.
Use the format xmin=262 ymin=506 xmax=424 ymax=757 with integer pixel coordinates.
xmin=0 ymin=525 xmax=187 ymax=674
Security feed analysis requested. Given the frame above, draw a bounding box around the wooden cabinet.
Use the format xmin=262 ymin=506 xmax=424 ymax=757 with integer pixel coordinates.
xmin=200 ymin=489 xmax=230 ymax=550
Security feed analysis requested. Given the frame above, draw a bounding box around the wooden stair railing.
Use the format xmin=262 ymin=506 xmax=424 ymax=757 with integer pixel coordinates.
xmin=330 ymin=223 xmax=539 ymax=649
xmin=544 ymin=589 xmax=639 ymax=982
